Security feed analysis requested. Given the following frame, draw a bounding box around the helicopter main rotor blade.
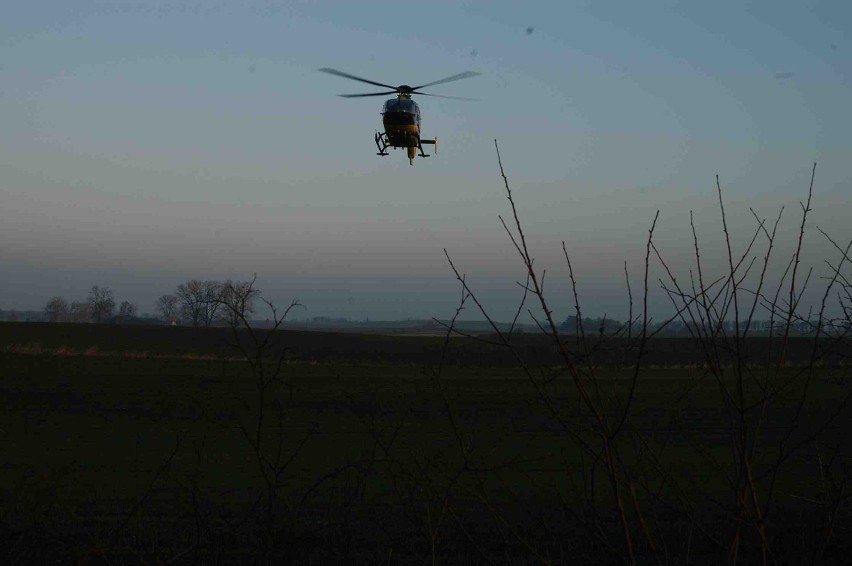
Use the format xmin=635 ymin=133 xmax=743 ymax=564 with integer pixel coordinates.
xmin=318 ymin=68 xmax=398 ymax=91
xmin=415 ymin=92 xmax=479 ymax=101
xmin=338 ymin=91 xmax=399 ymax=98
xmin=412 ymin=71 xmax=480 ymax=91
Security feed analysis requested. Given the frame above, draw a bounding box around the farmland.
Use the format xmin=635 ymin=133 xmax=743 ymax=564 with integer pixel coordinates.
xmin=2 ymin=321 xmax=851 ymax=563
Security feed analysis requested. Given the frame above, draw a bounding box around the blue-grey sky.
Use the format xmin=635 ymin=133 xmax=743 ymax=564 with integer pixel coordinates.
xmin=2 ymin=1 xmax=850 ymax=321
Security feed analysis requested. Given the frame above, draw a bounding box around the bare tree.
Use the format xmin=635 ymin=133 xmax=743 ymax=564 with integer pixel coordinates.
xmin=176 ymin=279 xmax=223 ymax=327
xmin=43 ymin=296 xmax=69 ymax=322
xmin=87 ymin=285 xmax=115 ymax=323
xmin=156 ymin=293 xmax=179 ymax=324
xmin=117 ymin=300 xmax=138 ymax=322
xmin=176 ymin=281 xmax=203 ymax=326
xmin=219 ymin=278 xmax=260 ymax=327
xmin=69 ymin=301 xmax=91 ymax=323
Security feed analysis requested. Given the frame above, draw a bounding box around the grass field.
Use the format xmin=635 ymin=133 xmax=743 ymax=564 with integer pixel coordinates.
xmin=2 ymin=321 xmax=851 ymax=563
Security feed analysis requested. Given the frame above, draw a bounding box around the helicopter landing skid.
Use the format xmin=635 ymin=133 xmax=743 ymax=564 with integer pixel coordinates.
xmin=374 ymin=132 xmax=438 ymax=160
xmin=419 ymin=137 xmax=437 ymax=158
xmin=375 ymin=131 xmax=389 ymax=156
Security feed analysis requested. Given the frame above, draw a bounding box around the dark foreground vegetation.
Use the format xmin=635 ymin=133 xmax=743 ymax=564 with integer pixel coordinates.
xmin=1 ymin=320 xmax=851 ymax=564
xmin=4 ymin=148 xmax=852 ymax=564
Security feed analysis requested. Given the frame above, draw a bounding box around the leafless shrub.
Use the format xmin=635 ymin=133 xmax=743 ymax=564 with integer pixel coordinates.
xmin=435 ymin=142 xmax=852 ymax=564
xmin=191 ymin=274 xmax=312 ymax=559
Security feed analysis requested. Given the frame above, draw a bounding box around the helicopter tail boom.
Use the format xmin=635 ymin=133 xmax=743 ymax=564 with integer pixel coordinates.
xmin=420 ymin=137 xmax=437 ymax=154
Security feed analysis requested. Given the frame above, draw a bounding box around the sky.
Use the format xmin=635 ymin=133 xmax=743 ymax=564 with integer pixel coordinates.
xmin=1 ymin=1 xmax=851 ymax=322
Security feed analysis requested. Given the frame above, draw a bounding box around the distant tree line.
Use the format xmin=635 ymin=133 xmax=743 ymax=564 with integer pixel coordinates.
xmin=39 ymin=279 xmax=258 ymax=327
xmin=30 ymin=280 xmax=850 ymax=334
xmin=156 ymin=278 xmax=258 ymax=327
xmin=42 ymin=285 xmax=137 ymax=324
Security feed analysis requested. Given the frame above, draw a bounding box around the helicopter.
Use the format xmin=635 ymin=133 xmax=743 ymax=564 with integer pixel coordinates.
xmin=318 ymin=67 xmax=480 ymax=165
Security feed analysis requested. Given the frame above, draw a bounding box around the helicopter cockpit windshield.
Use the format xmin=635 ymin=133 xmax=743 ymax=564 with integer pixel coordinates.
xmin=382 ymin=99 xmax=419 ymax=115
xmin=382 ymin=98 xmax=420 ymax=127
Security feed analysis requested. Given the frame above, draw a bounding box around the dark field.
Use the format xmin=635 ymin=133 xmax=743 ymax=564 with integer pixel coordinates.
xmin=2 ymin=320 xmax=850 ymax=367
xmin=2 ymin=322 xmax=852 ymax=564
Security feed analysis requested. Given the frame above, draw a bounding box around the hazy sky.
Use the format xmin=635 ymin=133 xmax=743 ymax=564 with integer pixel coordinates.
xmin=2 ymin=1 xmax=850 ymax=321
